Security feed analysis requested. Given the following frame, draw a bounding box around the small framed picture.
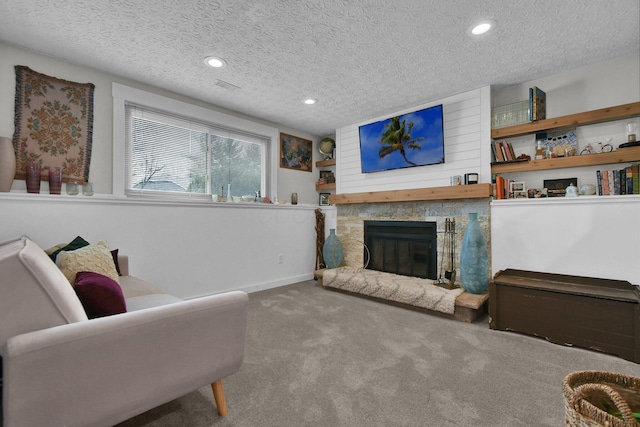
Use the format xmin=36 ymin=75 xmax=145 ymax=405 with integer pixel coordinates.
xmin=513 ymin=190 xmax=528 ymax=199
xmin=527 ymin=188 xmax=548 ymax=198
xmin=319 ymin=193 xmax=330 ymax=206
xmin=509 ymin=181 xmax=525 ymax=192
xmin=319 ymin=170 xmax=333 ymax=179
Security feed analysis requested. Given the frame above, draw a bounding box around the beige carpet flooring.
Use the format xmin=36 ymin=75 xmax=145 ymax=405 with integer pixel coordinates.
xmin=116 ymin=280 xmax=640 ymax=427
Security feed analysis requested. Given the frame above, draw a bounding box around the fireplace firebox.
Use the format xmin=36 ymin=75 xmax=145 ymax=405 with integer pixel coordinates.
xmin=364 ymin=220 xmax=437 ymax=279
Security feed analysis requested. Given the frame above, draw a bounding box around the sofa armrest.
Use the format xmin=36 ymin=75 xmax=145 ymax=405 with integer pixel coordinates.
xmin=2 ymin=291 xmax=248 ymax=427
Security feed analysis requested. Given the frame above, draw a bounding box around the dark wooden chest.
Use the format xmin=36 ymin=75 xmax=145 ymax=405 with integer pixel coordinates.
xmin=490 ymin=269 xmax=640 ymax=363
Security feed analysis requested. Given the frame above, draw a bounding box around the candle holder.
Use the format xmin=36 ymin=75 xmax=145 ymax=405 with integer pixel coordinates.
xmin=48 ymin=167 xmax=62 ymax=194
xmin=25 ymin=161 xmax=41 ymax=194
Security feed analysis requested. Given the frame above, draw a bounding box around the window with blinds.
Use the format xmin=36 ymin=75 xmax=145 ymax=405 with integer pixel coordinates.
xmin=125 ymin=104 xmax=267 ymax=200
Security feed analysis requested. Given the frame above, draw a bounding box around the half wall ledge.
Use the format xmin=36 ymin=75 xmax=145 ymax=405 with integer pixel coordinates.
xmin=329 ymin=183 xmax=493 ymax=205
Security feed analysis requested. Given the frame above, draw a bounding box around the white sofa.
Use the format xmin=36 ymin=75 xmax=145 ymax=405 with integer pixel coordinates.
xmin=0 ymin=236 xmax=248 ymax=427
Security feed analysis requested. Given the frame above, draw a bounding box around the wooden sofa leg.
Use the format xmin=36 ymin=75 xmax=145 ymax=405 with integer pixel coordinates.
xmin=211 ymin=379 xmax=228 ymax=416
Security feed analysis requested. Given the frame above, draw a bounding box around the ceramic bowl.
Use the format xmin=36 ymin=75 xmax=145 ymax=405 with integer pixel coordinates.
xmin=232 ymin=196 xmax=242 ymax=203
xmin=579 ymin=184 xmax=596 ymax=195
xmin=242 ymin=195 xmax=255 ymax=202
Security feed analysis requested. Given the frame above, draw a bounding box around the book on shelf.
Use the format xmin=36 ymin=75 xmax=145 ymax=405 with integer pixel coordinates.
xmin=504 ymin=140 xmax=516 ymax=161
xmin=529 ymin=86 xmax=546 ymax=121
xmin=597 ymin=170 xmax=609 ymax=195
xmin=608 ymin=170 xmax=615 ymax=195
xmin=495 ymin=175 xmax=506 ymax=199
xmin=491 ymin=139 xmax=516 ymax=163
xmin=624 ymin=166 xmax=634 ymax=194
xmin=596 ymin=165 xmax=639 ymax=195
xmin=491 ymin=174 xmax=497 ymax=199
xmin=500 ymin=140 xmax=510 ymax=161
xmin=491 ymin=141 xmax=502 ymax=162
xmin=621 ymin=164 xmax=639 ymax=195
xmin=612 ymin=170 xmax=621 ymax=195
xmin=494 ymin=175 xmax=514 ymax=199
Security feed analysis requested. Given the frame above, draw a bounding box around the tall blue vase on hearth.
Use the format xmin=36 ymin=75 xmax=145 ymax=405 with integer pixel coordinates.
xmin=323 ymin=229 xmax=343 ymax=269
xmin=459 ymin=213 xmax=489 ymax=294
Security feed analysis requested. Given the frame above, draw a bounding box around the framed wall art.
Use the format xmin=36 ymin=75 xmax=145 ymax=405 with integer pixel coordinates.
xmin=319 ymin=193 xmax=330 ymax=206
xmin=280 ymin=133 xmax=312 ymax=172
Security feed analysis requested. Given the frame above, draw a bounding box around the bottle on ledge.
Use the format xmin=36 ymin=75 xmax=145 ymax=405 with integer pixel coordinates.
xmin=535 ymin=140 xmax=544 ymax=160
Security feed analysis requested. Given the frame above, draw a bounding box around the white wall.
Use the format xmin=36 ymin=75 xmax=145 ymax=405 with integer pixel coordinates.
xmin=0 ymin=195 xmax=318 ymax=298
xmin=0 ymin=41 xmax=323 ymax=205
xmin=491 ymin=53 xmax=640 ymax=285
xmin=492 ymin=53 xmax=639 ymax=115
xmin=336 ymin=87 xmax=493 ymax=191
xmin=491 ymin=197 xmax=640 ymax=285
xmin=492 ymin=53 xmax=640 ymax=190
xmin=0 ymin=41 xmax=327 ymax=297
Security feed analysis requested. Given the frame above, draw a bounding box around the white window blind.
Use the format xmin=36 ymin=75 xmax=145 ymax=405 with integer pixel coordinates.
xmin=125 ymin=103 xmax=268 ymax=200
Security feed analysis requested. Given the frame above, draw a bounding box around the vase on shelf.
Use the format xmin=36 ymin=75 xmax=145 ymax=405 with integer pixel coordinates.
xmin=0 ymin=136 xmax=16 ymax=192
xmin=322 ymin=229 xmax=343 ymax=269
xmin=25 ymin=161 xmax=41 ymax=194
xmin=459 ymin=213 xmax=489 ymax=294
xmin=48 ymin=167 xmax=62 ymax=195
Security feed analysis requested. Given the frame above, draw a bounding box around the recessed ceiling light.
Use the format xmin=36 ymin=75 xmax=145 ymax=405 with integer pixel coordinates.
xmin=468 ymin=20 xmax=496 ymax=36
xmin=204 ymin=56 xmax=227 ymax=68
xmin=304 ymin=98 xmax=318 ymax=105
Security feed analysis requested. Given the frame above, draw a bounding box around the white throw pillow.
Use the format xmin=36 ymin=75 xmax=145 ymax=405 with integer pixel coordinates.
xmin=56 ymin=240 xmax=120 ymax=285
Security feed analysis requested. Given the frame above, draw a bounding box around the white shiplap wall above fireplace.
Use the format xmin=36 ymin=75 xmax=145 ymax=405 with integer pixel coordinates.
xmin=335 ymin=87 xmax=492 ymax=194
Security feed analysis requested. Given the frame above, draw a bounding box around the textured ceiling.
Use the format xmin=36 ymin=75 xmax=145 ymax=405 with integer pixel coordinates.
xmin=0 ymin=0 xmax=637 ymax=137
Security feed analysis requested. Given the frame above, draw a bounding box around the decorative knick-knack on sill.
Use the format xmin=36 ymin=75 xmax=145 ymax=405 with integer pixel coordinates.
xmin=0 ymin=136 xmax=16 ymax=192
xmin=25 ymin=161 xmax=42 ymax=194
xmin=323 ymin=229 xmax=344 ymax=269
xmin=48 ymin=167 xmax=62 ymax=195
xmin=565 ymin=182 xmax=578 ymax=197
xmin=459 ymin=213 xmax=489 ymax=294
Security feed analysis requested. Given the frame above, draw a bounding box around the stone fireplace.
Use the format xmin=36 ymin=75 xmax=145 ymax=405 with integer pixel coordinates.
xmin=336 ymin=198 xmax=491 ymax=283
xmin=364 ymin=220 xmax=437 ymax=279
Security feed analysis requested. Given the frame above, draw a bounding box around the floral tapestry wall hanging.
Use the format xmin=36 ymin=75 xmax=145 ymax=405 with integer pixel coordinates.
xmin=13 ymin=65 xmax=95 ymax=183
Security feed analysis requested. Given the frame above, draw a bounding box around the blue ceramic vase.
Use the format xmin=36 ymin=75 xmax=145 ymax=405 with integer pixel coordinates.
xmin=323 ymin=229 xmax=344 ymax=269
xmin=459 ymin=213 xmax=489 ymax=294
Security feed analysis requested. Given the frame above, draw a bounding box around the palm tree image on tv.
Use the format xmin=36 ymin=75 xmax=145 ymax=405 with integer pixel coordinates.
xmin=359 ymin=104 xmax=444 ymax=173
xmin=378 ymin=116 xmax=424 ymax=167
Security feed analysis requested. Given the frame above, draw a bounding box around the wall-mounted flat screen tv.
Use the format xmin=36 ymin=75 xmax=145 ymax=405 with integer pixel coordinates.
xmin=358 ymin=104 xmax=444 ymax=173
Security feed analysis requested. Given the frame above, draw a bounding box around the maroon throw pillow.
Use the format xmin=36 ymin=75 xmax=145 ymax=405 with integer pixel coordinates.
xmin=74 ymin=271 xmax=127 ymax=319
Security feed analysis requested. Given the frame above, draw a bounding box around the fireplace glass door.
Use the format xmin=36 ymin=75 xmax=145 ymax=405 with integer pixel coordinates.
xmin=364 ymin=221 xmax=436 ymax=279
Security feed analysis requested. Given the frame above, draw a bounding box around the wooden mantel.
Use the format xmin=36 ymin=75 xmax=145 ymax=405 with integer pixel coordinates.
xmin=329 ymin=183 xmax=493 ymax=205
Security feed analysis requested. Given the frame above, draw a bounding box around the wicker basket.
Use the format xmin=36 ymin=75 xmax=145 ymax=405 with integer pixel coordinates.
xmin=563 ymin=371 xmax=640 ymax=427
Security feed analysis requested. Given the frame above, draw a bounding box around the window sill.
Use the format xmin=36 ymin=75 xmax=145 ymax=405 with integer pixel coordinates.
xmin=0 ymin=192 xmax=321 ymax=210
xmin=491 ymin=194 xmax=640 ymax=206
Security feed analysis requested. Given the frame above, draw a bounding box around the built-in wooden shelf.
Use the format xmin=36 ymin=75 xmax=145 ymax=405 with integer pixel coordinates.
xmin=491 ymin=102 xmax=640 ymax=139
xmin=329 ymin=183 xmax=493 ymax=205
xmin=316 ymin=182 xmax=336 ymax=191
xmin=316 ymin=158 xmax=336 ymax=167
xmin=491 ymin=146 xmax=640 ymax=174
